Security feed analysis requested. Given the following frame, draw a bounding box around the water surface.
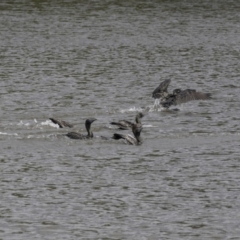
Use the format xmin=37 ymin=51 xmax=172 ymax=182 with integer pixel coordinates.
xmin=1 ymin=1 xmax=240 ymax=239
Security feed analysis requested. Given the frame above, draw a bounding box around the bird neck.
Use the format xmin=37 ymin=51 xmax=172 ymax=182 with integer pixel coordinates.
xmin=135 ymin=135 xmax=142 ymax=145
xmin=135 ymin=115 xmax=142 ymax=124
xmin=85 ymin=122 xmax=93 ymax=138
xmin=88 ymin=130 xmax=93 ymax=138
xmin=132 ymin=126 xmax=142 ymax=144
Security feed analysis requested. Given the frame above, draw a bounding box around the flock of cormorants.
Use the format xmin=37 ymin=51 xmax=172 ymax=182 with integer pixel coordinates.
xmin=49 ymin=79 xmax=211 ymax=146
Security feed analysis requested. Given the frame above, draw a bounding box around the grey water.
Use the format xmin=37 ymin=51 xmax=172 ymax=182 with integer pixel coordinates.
xmin=1 ymin=0 xmax=240 ymax=239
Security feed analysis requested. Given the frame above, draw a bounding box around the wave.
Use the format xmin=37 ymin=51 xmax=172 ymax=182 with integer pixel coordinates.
xmin=0 ymin=132 xmax=18 ymax=136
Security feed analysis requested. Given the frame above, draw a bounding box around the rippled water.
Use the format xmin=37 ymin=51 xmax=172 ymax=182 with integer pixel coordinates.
xmin=1 ymin=1 xmax=240 ymax=239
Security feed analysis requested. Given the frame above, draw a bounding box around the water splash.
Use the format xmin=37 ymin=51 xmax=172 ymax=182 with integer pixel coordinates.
xmin=154 ymin=99 xmax=160 ymax=107
xmin=146 ymin=99 xmax=166 ymax=112
xmin=18 ymin=119 xmax=61 ymax=129
xmin=41 ymin=119 xmax=60 ymax=128
xmin=14 ymin=119 xmax=57 ymax=130
xmin=17 ymin=120 xmax=30 ymax=126
xmin=26 ymin=133 xmax=58 ymax=139
xmin=119 ymin=106 xmax=144 ymax=113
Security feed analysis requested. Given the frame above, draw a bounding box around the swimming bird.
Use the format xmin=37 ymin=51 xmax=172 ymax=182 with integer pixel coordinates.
xmin=113 ymin=124 xmax=143 ymax=145
xmin=112 ymin=118 xmax=143 ymax=145
xmin=49 ymin=118 xmax=74 ymax=128
xmin=110 ymin=112 xmax=144 ymax=130
xmin=152 ymin=79 xmax=211 ymax=108
xmin=66 ymin=118 xmax=97 ymax=139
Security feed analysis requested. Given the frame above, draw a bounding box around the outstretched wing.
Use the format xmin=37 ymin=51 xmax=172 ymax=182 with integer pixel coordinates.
xmin=161 ymin=89 xmax=211 ymax=108
xmin=49 ymin=118 xmax=73 ymax=128
xmin=110 ymin=120 xmax=133 ymax=130
xmin=152 ymin=79 xmax=171 ymax=99
xmin=175 ymin=89 xmax=211 ymax=105
xmin=112 ymin=133 xmax=136 ymax=145
xmin=112 ymin=133 xmax=126 ymax=140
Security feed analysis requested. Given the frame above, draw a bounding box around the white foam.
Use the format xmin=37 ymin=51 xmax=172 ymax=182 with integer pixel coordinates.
xmin=17 ymin=120 xmax=24 ymax=126
xmin=147 ymin=104 xmax=165 ymax=112
xmin=0 ymin=132 xmax=18 ymax=136
xmin=154 ymin=99 xmax=160 ymax=106
xmin=17 ymin=120 xmax=36 ymax=127
xmin=120 ymin=106 xmax=143 ymax=113
xmin=41 ymin=119 xmax=59 ymax=128
xmin=27 ymin=135 xmax=35 ymax=139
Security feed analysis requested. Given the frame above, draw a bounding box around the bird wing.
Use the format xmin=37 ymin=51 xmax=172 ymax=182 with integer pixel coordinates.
xmin=49 ymin=118 xmax=73 ymax=128
xmin=112 ymin=133 xmax=136 ymax=145
xmin=152 ymin=79 xmax=171 ymax=99
xmin=175 ymin=89 xmax=211 ymax=105
xmin=110 ymin=120 xmax=133 ymax=130
xmin=112 ymin=133 xmax=126 ymax=140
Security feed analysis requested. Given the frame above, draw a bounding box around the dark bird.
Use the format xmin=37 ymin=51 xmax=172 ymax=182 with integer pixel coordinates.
xmin=66 ymin=118 xmax=97 ymax=139
xmin=110 ymin=112 xmax=144 ymax=130
xmin=112 ymin=115 xmax=143 ymax=145
xmin=49 ymin=118 xmax=74 ymax=128
xmin=113 ymin=123 xmax=143 ymax=145
xmin=152 ymin=79 xmax=211 ymax=108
